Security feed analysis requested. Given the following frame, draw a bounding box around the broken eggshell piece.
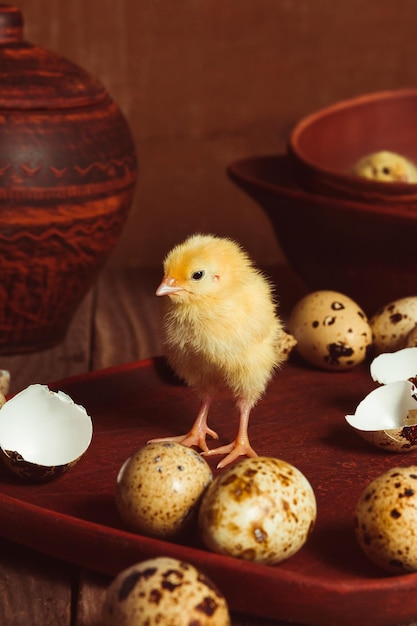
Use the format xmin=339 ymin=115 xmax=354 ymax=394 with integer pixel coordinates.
xmin=0 ymin=384 xmax=93 ymax=480
xmin=346 ymin=380 xmax=417 ymax=451
xmin=370 ymin=347 xmax=417 ymax=384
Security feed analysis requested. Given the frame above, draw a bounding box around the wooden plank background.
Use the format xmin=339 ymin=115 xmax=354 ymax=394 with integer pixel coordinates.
xmin=2 ymin=1 xmax=417 ymax=623
xmin=0 ymin=262 xmax=308 ymax=394
xmin=4 ymin=0 xmax=417 ymax=384
xmin=11 ymin=0 xmax=417 ymax=270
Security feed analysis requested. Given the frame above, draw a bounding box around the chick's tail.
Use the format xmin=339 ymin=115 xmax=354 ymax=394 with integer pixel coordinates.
xmin=276 ymin=329 xmax=297 ymax=363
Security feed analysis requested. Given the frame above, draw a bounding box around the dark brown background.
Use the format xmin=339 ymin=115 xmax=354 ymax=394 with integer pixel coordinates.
xmin=12 ymin=0 xmax=417 ymax=269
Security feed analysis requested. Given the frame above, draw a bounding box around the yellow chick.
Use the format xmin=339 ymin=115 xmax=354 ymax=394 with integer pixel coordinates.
xmin=352 ymin=150 xmax=417 ymax=183
xmin=150 ymin=233 xmax=285 ymax=469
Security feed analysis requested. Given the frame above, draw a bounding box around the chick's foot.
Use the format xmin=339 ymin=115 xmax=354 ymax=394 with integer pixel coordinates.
xmin=148 ymin=396 xmax=219 ymax=452
xmin=148 ymin=425 xmax=218 ymax=453
xmin=203 ymin=438 xmax=258 ymax=469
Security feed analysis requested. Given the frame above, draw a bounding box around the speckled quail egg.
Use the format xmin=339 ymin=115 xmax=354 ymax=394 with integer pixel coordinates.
xmin=0 ymin=369 xmax=9 ymax=396
xmin=355 ymin=466 xmax=417 ymax=573
xmin=0 ymin=384 xmax=93 ymax=481
xmin=370 ymin=296 xmax=417 ymax=354
xmin=198 ymin=456 xmax=316 ymax=565
xmin=404 ymin=324 xmax=417 ymax=348
xmin=288 ymin=290 xmax=372 ymax=370
xmin=102 ymin=557 xmax=231 ymax=626
xmin=115 ymin=442 xmax=213 ymax=539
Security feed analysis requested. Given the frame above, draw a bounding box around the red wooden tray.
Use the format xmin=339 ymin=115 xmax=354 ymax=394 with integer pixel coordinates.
xmin=0 ymin=356 xmax=416 ymax=626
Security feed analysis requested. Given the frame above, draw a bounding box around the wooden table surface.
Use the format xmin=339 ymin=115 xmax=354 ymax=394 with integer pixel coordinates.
xmin=0 ymin=263 xmax=414 ymax=626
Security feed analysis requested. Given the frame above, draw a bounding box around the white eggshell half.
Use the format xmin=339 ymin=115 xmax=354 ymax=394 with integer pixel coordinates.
xmin=404 ymin=324 xmax=417 ymax=348
xmin=370 ymin=347 xmax=417 ymax=384
xmin=0 ymin=384 xmax=93 ymax=465
xmin=346 ymin=380 xmax=417 ymax=432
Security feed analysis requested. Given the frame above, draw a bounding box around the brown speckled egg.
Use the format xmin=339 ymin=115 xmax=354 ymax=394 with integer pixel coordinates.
xmin=355 ymin=466 xmax=417 ymax=573
xmin=198 ymin=457 xmax=316 ymax=565
xmin=370 ymin=296 xmax=417 ymax=354
xmin=115 ymin=442 xmax=213 ymax=539
xmin=404 ymin=324 xmax=417 ymax=348
xmin=102 ymin=557 xmax=231 ymax=626
xmin=288 ymin=290 xmax=372 ymax=370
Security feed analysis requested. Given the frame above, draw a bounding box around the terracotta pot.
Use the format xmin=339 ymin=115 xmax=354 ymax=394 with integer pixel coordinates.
xmin=0 ymin=5 xmax=138 ymax=353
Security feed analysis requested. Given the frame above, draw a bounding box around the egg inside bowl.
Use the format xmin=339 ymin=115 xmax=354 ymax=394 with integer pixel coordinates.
xmin=288 ymin=89 xmax=417 ymax=204
xmin=227 ymin=154 xmax=417 ymax=315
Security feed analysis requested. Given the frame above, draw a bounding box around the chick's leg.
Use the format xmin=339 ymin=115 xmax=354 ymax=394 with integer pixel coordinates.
xmin=203 ymin=400 xmax=258 ymax=469
xmin=148 ymin=394 xmax=219 ymax=453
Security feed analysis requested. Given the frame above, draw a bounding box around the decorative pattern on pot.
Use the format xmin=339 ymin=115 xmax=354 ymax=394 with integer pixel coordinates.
xmin=0 ymin=5 xmax=138 ymax=353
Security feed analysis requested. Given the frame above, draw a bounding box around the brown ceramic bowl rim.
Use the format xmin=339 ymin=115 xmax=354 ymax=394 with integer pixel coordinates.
xmin=289 ymin=88 xmax=417 ymax=196
xmin=227 ymin=153 xmax=417 ymax=223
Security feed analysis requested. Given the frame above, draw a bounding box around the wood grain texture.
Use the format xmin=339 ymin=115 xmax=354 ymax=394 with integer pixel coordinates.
xmin=74 ymin=570 xmax=108 ymax=626
xmin=12 ymin=0 xmax=417 ymax=270
xmin=0 ymin=288 xmax=94 ymax=394
xmin=3 ymin=2 xmax=417 ymax=621
xmin=0 ymin=539 xmax=73 ymax=626
xmin=92 ymin=267 xmax=164 ymax=370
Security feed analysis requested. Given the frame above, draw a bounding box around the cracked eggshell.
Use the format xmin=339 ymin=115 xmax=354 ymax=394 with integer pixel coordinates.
xmin=288 ymin=290 xmax=372 ymax=371
xmin=0 ymin=384 xmax=93 ymax=480
xmin=198 ymin=456 xmax=316 ymax=565
xmin=115 ymin=442 xmax=213 ymax=539
xmin=370 ymin=347 xmax=417 ymax=384
xmin=370 ymin=296 xmax=417 ymax=354
xmin=102 ymin=557 xmax=231 ymax=626
xmin=355 ymin=466 xmax=417 ymax=574
xmin=345 ymin=380 xmax=417 ymax=451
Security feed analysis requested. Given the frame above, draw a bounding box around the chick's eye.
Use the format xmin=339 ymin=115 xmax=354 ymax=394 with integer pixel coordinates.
xmin=382 ymin=167 xmax=391 ymax=175
xmin=191 ymin=270 xmax=205 ymax=281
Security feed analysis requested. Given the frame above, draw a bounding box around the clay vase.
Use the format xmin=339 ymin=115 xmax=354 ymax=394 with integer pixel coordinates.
xmin=0 ymin=5 xmax=138 ymax=353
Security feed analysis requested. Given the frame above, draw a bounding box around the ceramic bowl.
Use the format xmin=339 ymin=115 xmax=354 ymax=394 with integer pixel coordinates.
xmin=227 ymin=154 xmax=417 ymax=316
xmin=288 ymin=89 xmax=417 ymax=204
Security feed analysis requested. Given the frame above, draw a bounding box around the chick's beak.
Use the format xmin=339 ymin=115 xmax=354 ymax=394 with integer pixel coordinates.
xmin=156 ymin=276 xmax=184 ymax=296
